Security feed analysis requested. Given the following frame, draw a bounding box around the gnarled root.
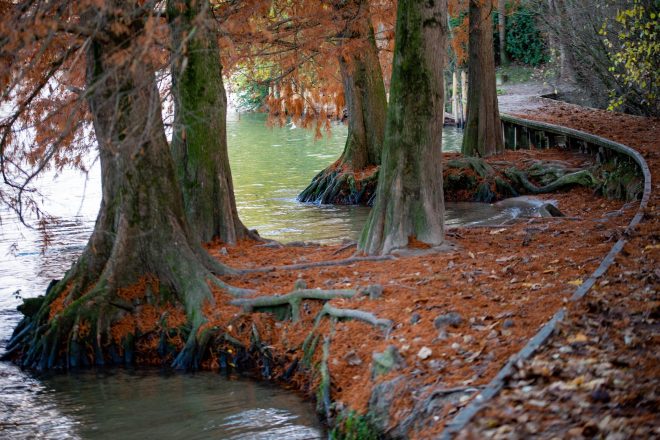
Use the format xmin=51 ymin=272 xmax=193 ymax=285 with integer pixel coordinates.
xmin=505 ymin=168 xmax=597 ymax=194
xmin=231 ymin=288 xmax=360 ymax=322
xmin=318 ymin=303 xmax=392 ymax=330
xmin=298 ymin=166 xmax=378 ymax=206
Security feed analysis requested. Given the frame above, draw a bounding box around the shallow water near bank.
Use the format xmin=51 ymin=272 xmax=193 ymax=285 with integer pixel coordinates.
xmin=0 ymin=113 xmax=544 ymax=439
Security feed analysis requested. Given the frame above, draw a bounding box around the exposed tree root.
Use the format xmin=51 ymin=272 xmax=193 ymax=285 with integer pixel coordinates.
xmin=446 ymin=157 xmax=495 ymax=178
xmin=209 ymin=276 xmax=256 ymax=297
xmin=298 ymin=167 xmax=379 ymax=206
xmin=318 ymin=333 xmax=333 ymax=421
xmin=318 ymin=303 xmax=393 ymax=330
xmin=505 ymin=168 xmax=597 ymax=194
xmin=230 ymin=288 xmax=359 ymax=322
xmin=239 ymin=255 xmax=395 ymax=274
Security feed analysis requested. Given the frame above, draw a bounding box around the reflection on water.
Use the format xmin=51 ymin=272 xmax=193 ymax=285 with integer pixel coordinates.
xmin=228 ymin=114 xmax=464 ymax=242
xmin=0 ymin=113 xmax=475 ymax=439
xmin=0 ymin=364 xmax=323 ymax=439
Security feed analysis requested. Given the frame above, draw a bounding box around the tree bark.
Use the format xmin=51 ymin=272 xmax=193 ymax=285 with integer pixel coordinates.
xmin=337 ymin=28 xmax=387 ymax=171
xmin=461 ymin=0 xmax=504 ymax=157
xmin=298 ymin=0 xmax=387 ymax=205
xmin=358 ymin=0 xmax=447 ymax=255
xmin=7 ymin=2 xmax=233 ymax=371
xmin=168 ymin=0 xmax=254 ymax=244
xmin=498 ymin=0 xmax=507 ymax=66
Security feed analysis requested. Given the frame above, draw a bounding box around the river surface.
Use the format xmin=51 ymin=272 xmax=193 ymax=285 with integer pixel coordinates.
xmin=0 ymin=113 xmax=536 ymax=439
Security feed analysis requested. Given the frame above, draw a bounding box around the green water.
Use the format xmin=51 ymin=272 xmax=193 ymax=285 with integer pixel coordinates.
xmin=0 ymin=111 xmax=553 ymax=440
xmin=227 ymin=113 xmax=464 ymax=243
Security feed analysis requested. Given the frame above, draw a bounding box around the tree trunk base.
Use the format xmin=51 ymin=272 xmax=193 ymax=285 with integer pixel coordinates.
xmin=298 ymin=164 xmax=379 ymax=206
xmin=4 ymin=274 xmax=194 ymax=370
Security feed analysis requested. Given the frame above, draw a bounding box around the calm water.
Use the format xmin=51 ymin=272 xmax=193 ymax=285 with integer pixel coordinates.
xmin=0 ymin=114 xmax=536 ymax=439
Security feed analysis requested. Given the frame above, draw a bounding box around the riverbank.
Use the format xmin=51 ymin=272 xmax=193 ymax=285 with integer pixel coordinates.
xmin=192 ymin=142 xmax=638 ymax=437
xmin=3 ymin=92 xmax=656 ymax=438
xmin=201 ymin=95 xmax=657 ymax=438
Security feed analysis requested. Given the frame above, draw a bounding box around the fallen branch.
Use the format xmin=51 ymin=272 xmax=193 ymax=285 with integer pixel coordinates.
xmin=332 ymin=241 xmax=357 ymax=255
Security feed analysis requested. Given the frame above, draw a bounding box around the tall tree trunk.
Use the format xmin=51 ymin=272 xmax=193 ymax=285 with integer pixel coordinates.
xmin=498 ymin=0 xmax=507 ymax=66
xmin=168 ymin=0 xmax=254 ymax=244
xmin=461 ymin=0 xmax=504 ymax=157
xmin=298 ymin=0 xmax=387 ymax=205
xmin=358 ymin=0 xmax=447 ymax=255
xmin=547 ymin=0 xmax=575 ymax=83
xmin=6 ymin=2 xmax=233 ymax=371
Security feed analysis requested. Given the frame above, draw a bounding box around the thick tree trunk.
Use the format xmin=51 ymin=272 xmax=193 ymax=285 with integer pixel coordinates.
xmin=547 ymin=0 xmax=576 ymax=83
xmin=6 ymin=3 xmax=233 ymax=371
xmin=498 ymin=0 xmax=507 ymax=66
xmin=461 ymin=0 xmax=504 ymax=157
xmin=358 ymin=0 xmax=447 ymax=255
xmin=337 ymin=28 xmax=387 ymax=170
xmin=168 ymin=0 xmax=254 ymax=244
xmin=298 ymin=0 xmax=387 ymax=205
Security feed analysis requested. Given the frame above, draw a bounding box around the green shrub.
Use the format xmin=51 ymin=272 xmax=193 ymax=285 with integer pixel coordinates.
xmin=504 ymin=6 xmax=548 ymax=66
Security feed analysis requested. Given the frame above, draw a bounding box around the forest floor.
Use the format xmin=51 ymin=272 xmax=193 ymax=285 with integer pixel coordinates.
xmin=202 ymin=92 xmax=658 ymax=438
xmin=453 ymin=90 xmax=660 ymax=438
xmin=200 ymin=97 xmax=659 ymax=437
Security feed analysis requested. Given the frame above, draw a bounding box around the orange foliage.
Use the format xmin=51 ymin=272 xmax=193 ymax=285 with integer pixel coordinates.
xmin=220 ymin=0 xmax=396 ymax=131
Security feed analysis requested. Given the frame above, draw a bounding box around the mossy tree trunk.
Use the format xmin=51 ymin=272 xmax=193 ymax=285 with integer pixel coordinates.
xmin=358 ymin=0 xmax=447 ymax=255
xmin=337 ymin=3 xmax=387 ymax=171
xmin=298 ymin=0 xmax=387 ymax=205
xmin=461 ymin=0 xmax=504 ymax=157
xmin=168 ymin=0 xmax=253 ymax=244
xmin=6 ymin=2 xmax=233 ymax=371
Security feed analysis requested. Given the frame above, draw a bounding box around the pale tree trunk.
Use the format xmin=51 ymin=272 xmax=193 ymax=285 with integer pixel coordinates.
xmin=168 ymin=0 xmax=255 ymax=244
xmin=461 ymin=69 xmax=468 ymax=123
xmin=298 ymin=0 xmax=387 ymax=205
xmin=461 ymin=0 xmax=504 ymax=157
xmin=6 ymin=2 xmax=233 ymax=371
xmin=547 ymin=0 xmax=576 ymax=83
xmin=498 ymin=0 xmax=507 ymax=66
xmin=358 ymin=0 xmax=447 ymax=255
xmin=452 ymin=70 xmax=459 ymax=123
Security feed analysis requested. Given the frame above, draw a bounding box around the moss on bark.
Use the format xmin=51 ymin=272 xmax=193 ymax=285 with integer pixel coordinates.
xmin=168 ymin=0 xmax=255 ymax=244
xmin=358 ymin=0 xmax=448 ymax=255
xmin=5 ymin=3 xmax=235 ymax=371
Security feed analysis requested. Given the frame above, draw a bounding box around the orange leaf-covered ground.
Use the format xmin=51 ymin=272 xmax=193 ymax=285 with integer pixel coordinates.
xmin=199 ymin=173 xmax=633 ymax=432
xmin=196 ymin=97 xmax=658 ymax=438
